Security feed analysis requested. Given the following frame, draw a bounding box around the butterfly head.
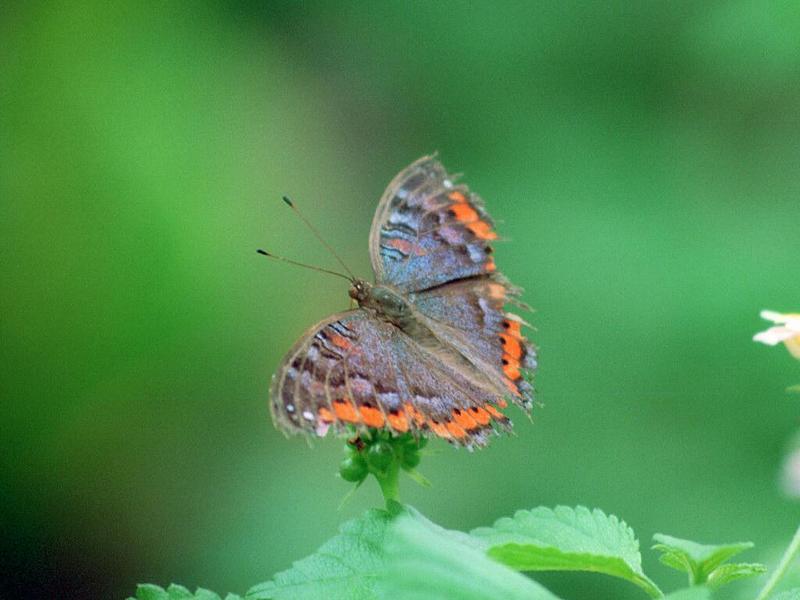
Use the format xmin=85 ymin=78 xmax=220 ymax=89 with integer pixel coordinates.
xmin=348 ymin=279 xmax=373 ymax=305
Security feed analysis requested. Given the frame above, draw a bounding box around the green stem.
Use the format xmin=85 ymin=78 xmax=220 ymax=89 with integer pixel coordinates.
xmin=755 ymin=522 xmax=800 ymax=600
xmin=375 ymin=460 xmax=400 ymax=508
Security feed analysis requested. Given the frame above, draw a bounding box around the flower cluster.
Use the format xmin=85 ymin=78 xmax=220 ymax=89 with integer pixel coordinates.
xmin=338 ymin=430 xmax=427 ymax=503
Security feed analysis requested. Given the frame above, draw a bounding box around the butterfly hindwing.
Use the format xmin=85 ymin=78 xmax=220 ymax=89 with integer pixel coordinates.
xmin=411 ymin=277 xmax=537 ymax=411
xmin=270 ymin=311 xmax=510 ymax=447
xmin=368 ymin=155 xmax=498 ymax=293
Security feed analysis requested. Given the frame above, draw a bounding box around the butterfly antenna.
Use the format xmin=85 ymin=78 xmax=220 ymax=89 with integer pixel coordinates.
xmin=282 ymin=196 xmax=357 ymax=280
xmin=256 ymin=249 xmax=353 ymax=282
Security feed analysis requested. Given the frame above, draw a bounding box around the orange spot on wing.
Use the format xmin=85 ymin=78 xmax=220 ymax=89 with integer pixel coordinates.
xmin=386 ymin=238 xmax=424 ymax=256
xmin=446 ymin=421 xmax=467 ymax=438
xmin=470 ymin=406 xmax=491 ymax=425
xmin=468 ymin=220 xmax=497 ymax=240
xmin=388 ymin=238 xmax=411 ymax=252
xmin=333 ymin=400 xmax=360 ymax=423
xmin=404 ymin=402 xmax=426 ymax=426
xmin=487 ymin=283 xmax=505 ymax=300
xmin=360 ymin=405 xmax=385 ymax=428
xmin=330 ymin=334 xmax=351 ymax=349
xmin=318 ymin=407 xmax=334 ymax=423
xmin=453 ymin=409 xmax=478 ymax=430
xmin=449 ymin=203 xmax=478 ymax=223
xmin=497 ymin=397 xmax=509 ymax=408
xmin=387 ymin=410 xmax=409 ymax=432
xmin=503 ymin=319 xmax=523 ymax=338
xmin=485 ymin=257 xmax=496 ymax=272
xmin=448 ymin=190 xmax=467 ymax=203
xmin=500 ymin=333 xmax=522 ymax=359
xmin=485 ymin=405 xmax=506 ymax=420
xmin=503 ymin=379 xmax=520 ymax=397
xmin=429 ymin=421 xmax=451 ymax=438
xmin=502 ymin=360 xmax=521 ymax=381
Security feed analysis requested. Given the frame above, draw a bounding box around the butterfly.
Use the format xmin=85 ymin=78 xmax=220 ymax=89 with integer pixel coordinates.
xmin=269 ymin=156 xmax=536 ymax=448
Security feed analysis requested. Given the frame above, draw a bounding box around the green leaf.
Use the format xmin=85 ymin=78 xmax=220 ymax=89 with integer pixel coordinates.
xmin=652 ymin=533 xmax=760 ymax=586
xmin=166 ymin=585 xmax=193 ymax=599
xmin=247 ymin=503 xmax=560 ymax=600
xmin=382 ymin=509 xmax=563 ymax=600
xmin=471 ymin=506 xmax=662 ymax=598
xmin=706 ymin=562 xmax=766 ymax=588
xmin=134 ymin=585 xmax=169 ymax=600
xmin=131 ymin=585 xmax=241 ymax=600
xmin=662 ymin=588 xmax=711 ymax=600
xmin=774 ymin=590 xmax=800 ymax=600
xmin=246 ymin=507 xmax=393 ymax=600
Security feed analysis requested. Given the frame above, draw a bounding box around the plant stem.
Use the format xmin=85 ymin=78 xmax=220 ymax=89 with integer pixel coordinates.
xmin=376 ymin=461 xmax=400 ymax=508
xmin=755 ymin=522 xmax=800 ymax=600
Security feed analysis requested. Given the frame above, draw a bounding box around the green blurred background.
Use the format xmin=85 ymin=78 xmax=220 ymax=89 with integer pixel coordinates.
xmin=2 ymin=2 xmax=799 ymax=598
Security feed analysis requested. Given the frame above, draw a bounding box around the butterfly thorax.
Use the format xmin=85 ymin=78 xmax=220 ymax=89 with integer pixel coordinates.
xmin=349 ymin=280 xmax=413 ymax=328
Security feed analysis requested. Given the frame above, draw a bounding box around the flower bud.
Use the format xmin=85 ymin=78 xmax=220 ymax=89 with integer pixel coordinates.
xmin=367 ymin=440 xmax=394 ymax=474
xmin=339 ymin=455 xmax=368 ymax=482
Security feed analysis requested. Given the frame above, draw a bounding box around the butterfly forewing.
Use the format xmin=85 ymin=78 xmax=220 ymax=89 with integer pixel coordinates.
xmin=368 ymin=155 xmax=498 ymax=293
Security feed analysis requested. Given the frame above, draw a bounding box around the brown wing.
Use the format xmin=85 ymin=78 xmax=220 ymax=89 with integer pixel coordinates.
xmin=270 ymin=310 xmax=511 ymax=447
xmin=411 ymin=277 xmax=537 ymax=413
xmin=368 ymin=155 xmax=498 ymax=292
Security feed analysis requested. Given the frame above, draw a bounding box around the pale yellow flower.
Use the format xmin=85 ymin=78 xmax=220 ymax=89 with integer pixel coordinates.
xmin=754 ymin=310 xmax=800 ymax=359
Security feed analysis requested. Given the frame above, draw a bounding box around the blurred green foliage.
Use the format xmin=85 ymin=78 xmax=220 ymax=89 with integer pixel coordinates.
xmin=2 ymin=1 xmax=799 ymax=598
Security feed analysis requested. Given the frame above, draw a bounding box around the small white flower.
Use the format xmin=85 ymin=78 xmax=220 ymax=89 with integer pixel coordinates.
xmin=754 ymin=310 xmax=800 ymax=359
xmin=781 ymin=446 xmax=800 ymax=498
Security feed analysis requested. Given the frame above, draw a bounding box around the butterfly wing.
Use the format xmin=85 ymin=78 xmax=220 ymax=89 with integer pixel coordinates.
xmin=270 ymin=310 xmax=511 ymax=447
xmin=369 ymin=155 xmax=498 ymax=292
xmin=410 ymin=277 xmax=537 ymax=412
xmin=369 ymin=156 xmax=536 ymax=412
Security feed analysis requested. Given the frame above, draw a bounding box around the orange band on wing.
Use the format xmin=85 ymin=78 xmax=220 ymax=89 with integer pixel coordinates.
xmin=360 ymin=405 xmax=385 ymax=428
xmin=448 ymin=190 xmax=467 ymax=203
xmin=502 ymin=358 xmax=521 ymax=381
xmin=404 ymin=402 xmax=426 ymax=426
xmin=333 ymin=400 xmax=361 ymax=423
xmin=446 ymin=421 xmax=467 ymax=438
xmin=453 ymin=408 xmax=479 ymax=430
xmin=500 ymin=333 xmax=522 ymax=359
xmin=318 ymin=407 xmax=334 ymax=423
xmin=485 ymin=405 xmax=506 ymax=420
xmin=470 ymin=406 xmax=491 ymax=425
xmin=387 ymin=410 xmax=409 ymax=432
xmin=450 ymin=203 xmax=478 ymax=223
xmin=468 ymin=220 xmax=497 ymax=240
xmin=502 ymin=319 xmax=523 ymax=339
xmin=429 ymin=421 xmax=451 ymax=438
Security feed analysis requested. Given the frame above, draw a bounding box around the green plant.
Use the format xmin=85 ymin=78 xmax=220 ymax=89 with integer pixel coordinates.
xmin=131 ymin=311 xmax=800 ymax=599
